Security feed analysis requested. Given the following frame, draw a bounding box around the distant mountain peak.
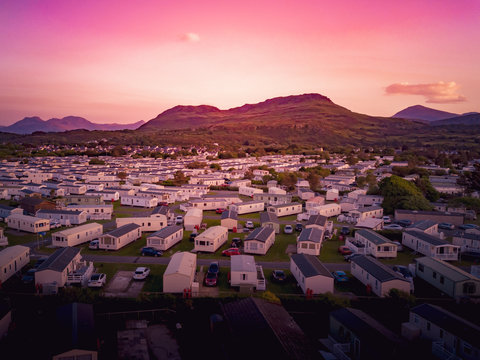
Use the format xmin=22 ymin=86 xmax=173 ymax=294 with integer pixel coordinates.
xmin=392 ymin=105 xmax=459 ymax=122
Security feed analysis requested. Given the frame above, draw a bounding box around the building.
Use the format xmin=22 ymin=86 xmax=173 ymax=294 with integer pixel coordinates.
xmin=64 ymin=204 xmax=113 ymax=220
xmin=354 ymin=229 xmax=397 ymax=258
xmin=395 ymin=209 xmax=464 ymax=226
xmin=407 ymin=219 xmax=439 ymax=236
xmin=163 ymin=252 xmax=197 ymax=293
xmin=244 ymin=227 xmax=275 ymax=255
xmin=99 ymin=223 xmax=142 ymax=250
xmin=19 ymin=197 xmax=56 ymax=215
xmin=194 ymin=226 xmax=228 ymax=253
xmin=348 ymin=205 xmax=384 ymax=223
xmin=290 ymin=253 xmax=334 ymax=294
xmin=356 ymin=194 xmax=384 ymax=206
xmin=259 ymin=211 xmax=280 ymax=233
xmin=220 ymin=210 xmax=238 ymax=230
xmin=297 ymin=227 xmax=323 ymax=256
xmin=0 ymin=204 xmax=23 ymax=219
xmin=403 ymin=230 xmax=459 ymax=261
xmin=52 ymin=223 xmax=103 ymax=248
xmin=230 ymin=255 xmax=264 ymax=290
xmin=414 ymin=257 xmax=480 ymax=299
xmin=229 ymin=200 xmax=264 ymax=215
xmin=116 ymin=215 xmax=167 ymax=232
xmin=120 ymin=195 xmax=158 ymax=208
xmin=305 ymin=214 xmax=328 ymax=231
xmin=184 ymin=208 xmax=203 ymax=231
xmin=6 ymin=213 xmax=50 ymax=233
xmin=452 ymin=232 xmax=480 ymax=254
xmin=311 ymin=203 xmax=341 ymax=218
xmin=63 ymin=194 xmax=103 ymax=206
xmin=238 ymin=186 xmax=263 ymax=197
xmin=147 ymin=225 xmax=183 ymax=251
xmin=267 ymin=202 xmax=303 ymax=217
xmin=36 ymin=209 xmax=88 ymax=225
xmin=0 ymin=245 xmax=30 ymax=283
xmin=253 ymin=192 xmax=292 ymax=206
xmin=350 ymin=255 xmax=411 ymax=297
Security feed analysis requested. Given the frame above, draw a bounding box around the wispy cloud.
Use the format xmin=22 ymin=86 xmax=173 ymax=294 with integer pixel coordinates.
xmin=179 ymin=32 xmax=200 ymax=42
xmin=385 ymin=81 xmax=466 ymax=103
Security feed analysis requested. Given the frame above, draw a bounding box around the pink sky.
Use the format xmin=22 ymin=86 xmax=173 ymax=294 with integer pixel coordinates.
xmin=1 ymin=0 xmax=479 ymax=125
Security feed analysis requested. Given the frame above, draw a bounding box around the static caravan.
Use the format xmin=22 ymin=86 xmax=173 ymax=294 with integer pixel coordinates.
xmin=268 ymin=186 xmax=286 ymax=195
xmin=267 ymin=202 xmax=302 ymax=218
xmin=452 ymin=232 xmax=480 ymax=254
xmin=116 ymin=215 xmax=167 ymax=232
xmin=229 ymin=201 xmax=264 ymax=215
xmin=6 ymin=214 xmax=50 ymax=233
xmin=290 ymin=253 xmax=334 ymax=294
xmin=163 ymin=252 xmax=197 ymax=293
xmin=325 ymin=188 xmax=339 ymax=201
xmin=221 ymin=210 xmax=238 ymax=230
xmin=351 ymin=255 xmax=411 ymax=297
xmin=305 ymin=196 xmax=325 ymax=211
xmin=238 ymin=186 xmax=263 ymax=197
xmin=260 ymin=211 xmax=280 ymax=234
xmin=184 ymin=208 xmax=203 ymax=231
xmin=99 ymin=223 xmax=142 ymax=250
xmin=297 ymin=228 xmax=323 ymax=256
xmin=313 ymin=203 xmax=341 ymax=218
xmin=0 ymin=205 xmax=23 ymax=219
xmin=407 ymin=220 xmax=439 ymax=236
xmin=244 ymin=227 xmax=275 ymax=255
xmin=0 ymin=245 xmax=30 ymax=283
xmin=36 ymin=209 xmax=88 ymax=225
xmin=194 ymin=226 xmax=228 ymax=253
xmin=348 ymin=205 xmax=384 ymax=222
xmin=120 ymin=195 xmax=158 ymax=208
xmin=65 ymin=204 xmax=113 ymax=220
xmin=230 ymin=255 xmax=259 ymax=289
xmin=355 ymin=229 xmax=397 ymax=258
xmin=52 ymin=223 xmax=103 ymax=248
xmin=253 ymin=193 xmax=292 ymax=206
xmin=147 ymin=225 xmax=184 ymax=251
xmin=403 ymin=230 xmax=459 ymax=261
xmin=189 ymin=198 xmax=229 ymax=211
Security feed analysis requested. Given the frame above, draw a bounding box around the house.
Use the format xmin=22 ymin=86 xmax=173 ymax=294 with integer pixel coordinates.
xmin=350 ymin=255 xmax=411 ymax=297
xmin=298 ymin=188 xmax=315 ymax=200
xmin=99 ymin=223 xmax=142 ymax=250
xmin=0 ymin=204 xmax=23 ymax=219
xmin=64 ymin=204 xmax=113 ymax=220
xmin=290 ymin=253 xmax=334 ymax=294
xmin=52 ymin=303 xmax=97 ymax=360
xmin=253 ymin=192 xmax=292 ymax=206
xmin=19 ymin=197 xmax=56 ymax=215
xmin=151 ymin=205 xmax=174 ymax=223
xmin=323 ymin=307 xmax=409 ymax=360
xmin=163 ymin=252 xmax=197 ymax=293
xmin=297 ymin=227 xmax=323 ymax=256
xmin=194 ymin=226 xmax=228 ymax=253
xmin=229 ymin=200 xmax=264 ymax=215
xmin=184 ymin=208 xmax=203 ymax=231
xmin=259 ymin=211 xmax=280 ymax=233
xmin=404 ymin=303 xmax=480 ymax=360
xmin=311 ymin=203 xmax=341 ymax=218
xmin=407 ymin=220 xmax=439 ymax=236
xmin=325 ymin=188 xmax=339 ymax=201
xmin=121 ymin=195 xmax=158 ymax=208
xmin=238 ymin=186 xmax=263 ymax=197
xmin=348 ymin=205 xmax=384 ymax=223
xmin=403 ymin=230 xmax=459 ymax=261
xmin=6 ymin=214 xmax=50 ymax=233
xmin=36 ymin=209 xmax=88 ymax=225
xmin=35 ymin=247 xmax=89 ymax=289
xmin=116 ymin=215 xmax=167 ymax=232
xmin=395 ymin=209 xmax=464 ymax=226
xmin=355 ymin=217 xmax=384 ymax=230
xmin=63 ymin=195 xmax=103 ymax=206
xmin=220 ymin=210 xmax=238 ymax=230
xmin=244 ymin=227 xmax=275 ymax=255
xmin=147 ymin=225 xmax=183 ymax=251
xmin=452 ymin=232 xmax=480 ymax=254
xmin=51 ymin=223 xmax=103 ymax=248
xmin=267 ymin=202 xmax=302 ymax=217
xmin=268 ymin=186 xmax=286 ymax=195
xmin=354 ymin=229 xmax=397 ymax=258
xmin=0 ymin=245 xmax=30 ymax=283
xmin=356 ymin=194 xmax=384 ymax=206
xmin=305 ymin=196 xmax=325 ymax=210
xmin=230 ymin=255 xmax=264 ymax=290
xmin=59 ymin=183 xmax=87 ymax=195
xmin=220 ymin=297 xmax=314 ymax=360
xmin=414 ymin=257 xmax=480 ymax=299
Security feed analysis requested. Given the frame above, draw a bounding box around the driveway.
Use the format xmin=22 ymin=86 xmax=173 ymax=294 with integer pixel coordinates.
xmin=104 ymin=270 xmax=144 ymax=297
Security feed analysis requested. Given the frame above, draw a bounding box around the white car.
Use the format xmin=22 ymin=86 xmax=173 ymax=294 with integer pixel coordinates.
xmin=176 ymin=215 xmax=183 ymax=224
xmin=382 ymin=216 xmax=392 ymax=224
xmin=383 ymin=224 xmax=403 ymax=230
xmin=89 ymin=239 xmax=100 ymax=250
xmin=284 ymin=225 xmax=293 ymax=234
xmin=133 ymin=267 xmax=150 ymax=280
xmin=245 ymin=221 xmax=254 ymax=229
xmin=88 ymin=273 xmax=106 ymax=288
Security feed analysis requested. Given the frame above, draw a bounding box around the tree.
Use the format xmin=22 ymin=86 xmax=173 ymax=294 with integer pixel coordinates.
xmin=278 ymin=172 xmax=297 ymax=191
xmin=459 ymin=164 xmax=480 ymax=193
xmin=89 ymin=158 xmax=105 ymax=165
xmin=173 ymin=171 xmax=188 ymax=185
xmin=210 ymin=163 xmax=221 ymax=170
xmin=117 ymin=171 xmax=128 ymax=180
xmin=307 ymin=172 xmax=319 ymax=190
xmin=378 ymin=175 xmax=432 ymax=214
xmin=415 ymin=177 xmax=440 ymax=202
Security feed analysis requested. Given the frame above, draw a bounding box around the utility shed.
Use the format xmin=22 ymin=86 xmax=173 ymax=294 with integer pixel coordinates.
xmin=0 ymin=245 xmax=30 ymax=283
xmin=163 ymin=252 xmax=197 ymax=293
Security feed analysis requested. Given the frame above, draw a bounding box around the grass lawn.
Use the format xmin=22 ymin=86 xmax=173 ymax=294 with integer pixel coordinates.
xmin=319 ymin=237 xmax=346 ymax=263
xmin=238 ymin=212 xmax=260 ymax=219
xmin=378 ymin=249 xmax=420 ymax=266
xmin=278 ymin=214 xmax=299 ymax=222
xmin=334 ymin=274 xmax=370 ymax=296
xmin=263 ymin=269 xmax=303 ymax=295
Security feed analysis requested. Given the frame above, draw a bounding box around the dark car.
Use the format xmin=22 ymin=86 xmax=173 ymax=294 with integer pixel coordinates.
xmin=271 ymin=270 xmax=286 ymax=282
xmin=141 ymin=247 xmax=163 ymax=257
xmin=332 ymin=270 xmax=349 ymax=283
xmin=459 ymin=224 xmax=480 ymax=230
xmin=460 ymin=252 xmax=480 ymax=261
xmin=392 ymin=265 xmax=413 ymax=280
xmin=22 ymin=268 xmax=37 ymax=284
xmin=204 ymin=271 xmax=218 ymax=286
xmin=438 ymin=222 xmax=455 ymax=230
xmin=189 ymin=233 xmax=198 ymax=242
xmin=295 ymin=223 xmax=303 ymax=232
xmin=208 ymin=261 xmax=220 ymax=275
xmin=341 ymin=227 xmax=350 ymax=236
xmin=231 ymin=237 xmax=242 ymax=248
xmin=222 ymin=248 xmax=241 ymax=257
xmin=396 ymin=219 xmax=412 ymax=227
xmin=344 ymin=253 xmax=361 ymax=262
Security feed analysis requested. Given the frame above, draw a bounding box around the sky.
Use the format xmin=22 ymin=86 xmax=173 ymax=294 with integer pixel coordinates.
xmin=0 ymin=0 xmax=479 ymax=125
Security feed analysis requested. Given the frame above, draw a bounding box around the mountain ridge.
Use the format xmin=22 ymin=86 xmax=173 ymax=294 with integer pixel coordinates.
xmin=392 ymin=105 xmax=459 ymax=122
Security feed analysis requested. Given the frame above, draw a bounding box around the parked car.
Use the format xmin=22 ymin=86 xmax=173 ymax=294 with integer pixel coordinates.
xmin=88 ymin=273 xmax=106 ymax=288
xmin=284 ymin=225 xmax=293 ymax=234
xmin=189 ymin=233 xmax=198 ymax=242
xmin=33 ymin=257 xmax=48 ymax=269
xmin=383 ymin=224 xmax=404 ymax=231
xmin=460 ymin=251 xmax=480 ymax=261
xmin=340 ymin=227 xmax=350 ymax=236
xmin=89 ymin=239 xmax=100 ymax=250
xmin=271 ymin=270 xmax=286 ymax=282
xmin=204 ymin=271 xmax=218 ymax=286
xmin=133 ymin=267 xmax=150 ymax=280
xmin=382 ymin=216 xmax=392 ymax=224
xmin=344 ymin=253 xmax=361 ymax=262
xmin=208 ymin=261 xmax=220 ymax=275
xmin=392 ymin=265 xmax=413 ymax=280
xmin=22 ymin=268 xmax=37 ymax=284
xmin=231 ymin=237 xmax=242 ymax=248
xmin=438 ymin=222 xmax=455 ymax=230
xmin=396 ymin=219 xmax=412 ymax=227
xmin=176 ymin=215 xmax=183 ymax=224
xmin=141 ymin=247 xmax=163 ymax=257
xmin=222 ymin=248 xmax=241 ymax=257
xmin=338 ymin=245 xmax=353 ymax=255
xmin=391 ymin=241 xmax=403 ymax=252
xmin=216 ymin=208 xmax=227 ymax=214
xmin=295 ymin=223 xmax=303 ymax=232
xmin=245 ymin=221 xmax=254 ymax=229
xmin=158 ymin=202 xmax=169 ymax=206
xmin=459 ymin=224 xmax=480 ymax=230
xmin=332 ymin=270 xmax=349 ymax=283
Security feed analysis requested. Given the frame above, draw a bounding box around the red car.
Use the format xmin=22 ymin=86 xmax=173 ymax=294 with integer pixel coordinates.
xmin=216 ymin=208 xmax=227 ymax=214
xmin=204 ymin=271 xmax=218 ymax=286
xmin=338 ymin=245 xmax=353 ymax=255
xmin=222 ymin=248 xmax=241 ymax=257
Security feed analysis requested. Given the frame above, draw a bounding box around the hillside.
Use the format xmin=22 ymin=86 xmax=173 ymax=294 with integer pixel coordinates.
xmin=2 ymin=116 xmax=145 ymax=134
xmin=431 ymin=113 xmax=480 ymax=126
xmin=392 ymin=105 xmax=458 ymax=122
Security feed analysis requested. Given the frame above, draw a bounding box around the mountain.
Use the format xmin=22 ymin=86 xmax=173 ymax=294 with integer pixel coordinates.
xmin=2 ymin=116 xmax=145 ymax=134
xmin=392 ymin=105 xmax=459 ymax=122
xmin=431 ymin=113 xmax=480 ymax=126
